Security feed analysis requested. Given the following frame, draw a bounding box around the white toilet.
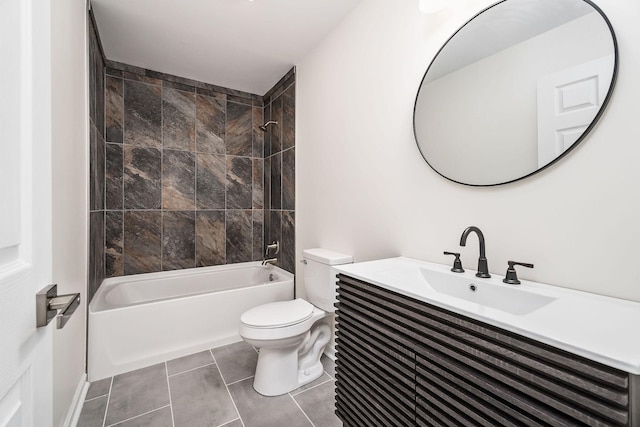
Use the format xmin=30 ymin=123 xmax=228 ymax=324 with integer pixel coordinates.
xmin=239 ymin=248 xmax=353 ymax=396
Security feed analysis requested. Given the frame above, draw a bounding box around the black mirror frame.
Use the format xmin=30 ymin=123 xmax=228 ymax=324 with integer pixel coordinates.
xmin=413 ymin=0 xmax=619 ymax=187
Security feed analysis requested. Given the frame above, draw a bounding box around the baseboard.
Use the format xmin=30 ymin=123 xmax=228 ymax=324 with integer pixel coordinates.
xmin=63 ymin=374 xmax=89 ymax=427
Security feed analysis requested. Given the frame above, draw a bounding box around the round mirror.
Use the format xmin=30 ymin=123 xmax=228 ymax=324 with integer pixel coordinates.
xmin=413 ymin=0 xmax=618 ymax=186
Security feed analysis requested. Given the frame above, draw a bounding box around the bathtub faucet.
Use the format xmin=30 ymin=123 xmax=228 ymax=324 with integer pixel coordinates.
xmin=263 ymin=241 xmax=279 ymax=265
xmin=265 ymin=241 xmax=279 ymax=258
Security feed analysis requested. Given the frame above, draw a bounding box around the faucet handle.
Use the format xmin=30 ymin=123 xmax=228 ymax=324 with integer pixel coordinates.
xmin=444 ymin=251 xmax=465 ymax=273
xmin=503 ymin=261 xmax=534 ymax=285
xmin=264 ymin=241 xmax=279 ymax=257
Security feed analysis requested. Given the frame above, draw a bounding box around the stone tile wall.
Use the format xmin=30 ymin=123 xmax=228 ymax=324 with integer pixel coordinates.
xmin=102 ymin=63 xmax=266 ymax=277
xmin=87 ymin=17 xmax=296 ymax=298
xmin=88 ymin=12 xmax=106 ymax=302
xmin=263 ymin=70 xmax=296 ymax=274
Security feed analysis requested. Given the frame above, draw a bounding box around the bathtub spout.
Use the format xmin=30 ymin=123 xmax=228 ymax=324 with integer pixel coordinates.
xmin=262 ymin=257 xmax=278 ymax=266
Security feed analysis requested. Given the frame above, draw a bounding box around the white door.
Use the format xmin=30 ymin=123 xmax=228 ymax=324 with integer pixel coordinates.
xmin=0 ymin=0 xmax=54 ymax=426
xmin=537 ymin=55 xmax=614 ymax=168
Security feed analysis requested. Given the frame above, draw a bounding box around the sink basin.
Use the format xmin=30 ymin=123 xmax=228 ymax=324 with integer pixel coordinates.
xmin=371 ymin=259 xmax=557 ymax=316
xmin=419 ymin=268 xmax=556 ymax=315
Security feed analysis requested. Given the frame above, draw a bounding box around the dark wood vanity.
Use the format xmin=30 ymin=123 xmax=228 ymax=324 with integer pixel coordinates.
xmin=335 ymin=274 xmax=639 ymax=426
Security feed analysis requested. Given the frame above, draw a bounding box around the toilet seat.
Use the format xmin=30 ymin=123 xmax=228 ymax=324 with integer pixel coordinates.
xmin=241 ymin=299 xmax=314 ymax=329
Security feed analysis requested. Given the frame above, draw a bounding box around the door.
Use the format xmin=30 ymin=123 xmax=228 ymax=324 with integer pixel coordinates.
xmin=536 ymin=55 xmax=614 ymax=168
xmin=0 ymin=0 xmax=54 ymax=426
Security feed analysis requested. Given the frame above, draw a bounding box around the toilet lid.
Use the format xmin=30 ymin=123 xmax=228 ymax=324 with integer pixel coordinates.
xmin=241 ymin=299 xmax=314 ymax=328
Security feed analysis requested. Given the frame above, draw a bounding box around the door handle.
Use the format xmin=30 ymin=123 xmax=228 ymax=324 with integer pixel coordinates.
xmin=36 ymin=284 xmax=80 ymax=329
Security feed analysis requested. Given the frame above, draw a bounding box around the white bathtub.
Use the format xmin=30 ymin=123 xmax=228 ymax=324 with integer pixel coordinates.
xmin=88 ymin=262 xmax=294 ymax=381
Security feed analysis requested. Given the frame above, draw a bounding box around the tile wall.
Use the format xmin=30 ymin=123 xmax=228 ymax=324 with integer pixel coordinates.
xmin=102 ymin=63 xmax=266 ymax=277
xmin=88 ymin=17 xmax=295 ymax=302
xmin=263 ymin=70 xmax=296 ymax=274
xmin=88 ymin=12 xmax=106 ymax=301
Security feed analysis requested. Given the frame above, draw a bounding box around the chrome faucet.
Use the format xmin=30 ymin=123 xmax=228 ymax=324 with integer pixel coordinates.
xmin=459 ymin=226 xmax=491 ymax=278
xmin=262 ymin=241 xmax=279 ymax=265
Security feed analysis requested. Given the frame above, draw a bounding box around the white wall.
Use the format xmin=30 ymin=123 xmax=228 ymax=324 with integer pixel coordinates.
xmin=51 ymin=0 xmax=88 ymax=425
xmin=296 ymin=0 xmax=640 ymax=302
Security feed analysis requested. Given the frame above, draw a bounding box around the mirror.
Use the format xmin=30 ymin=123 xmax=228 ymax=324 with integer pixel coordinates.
xmin=413 ymin=0 xmax=617 ymax=186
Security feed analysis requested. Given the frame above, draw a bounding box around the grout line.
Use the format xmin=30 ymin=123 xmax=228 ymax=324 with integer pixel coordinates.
xmin=101 ymin=377 xmax=113 ymax=427
xmin=290 ymin=394 xmax=315 ymax=427
xmin=160 ymin=83 xmax=164 ymax=272
xmin=223 ymin=100 xmax=228 ymax=265
xmin=323 ymin=368 xmax=335 ymax=382
xmin=84 ymin=393 xmax=109 ymax=402
xmin=211 ymin=350 xmax=246 ymax=427
xmin=321 ymin=357 xmax=336 ymax=381
xmin=194 ymin=94 xmax=199 ymax=265
xmin=167 ymin=361 xmax=217 ymax=378
xmin=104 ymin=405 xmax=171 ymax=427
xmin=120 ymin=78 xmax=126 ymax=276
xmin=164 ymin=362 xmax=176 ymax=427
xmin=225 ymin=375 xmax=255 ymax=387
xmin=290 ymin=378 xmax=333 ymax=397
xmin=217 ymin=417 xmax=242 ymax=427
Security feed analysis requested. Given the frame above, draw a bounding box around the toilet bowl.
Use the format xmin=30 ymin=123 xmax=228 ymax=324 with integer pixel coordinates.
xmin=239 ymin=248 xmax=353 ymax=396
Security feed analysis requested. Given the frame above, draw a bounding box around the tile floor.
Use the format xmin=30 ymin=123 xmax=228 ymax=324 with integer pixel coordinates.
xmin=77 ymin=341 xmax=341 ymax=427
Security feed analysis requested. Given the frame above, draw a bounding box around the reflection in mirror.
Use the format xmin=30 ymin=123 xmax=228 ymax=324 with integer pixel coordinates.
xmin=413 ymin=0 xmax=617 ymax=186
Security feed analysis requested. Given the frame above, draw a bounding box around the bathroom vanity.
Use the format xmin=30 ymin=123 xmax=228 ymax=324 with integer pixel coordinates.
xmin=333 ymin=258 xmax=640 ymax=426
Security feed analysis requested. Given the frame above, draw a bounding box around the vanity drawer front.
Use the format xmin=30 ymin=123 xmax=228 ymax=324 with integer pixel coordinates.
xmin=337 ymin=275 xmax=640 ymax=426
xmin=336 ymin=314 xmax=415 ymax=389
xmin=336 ymin=277 xmax=414 ymax=360
xmin=335 ymin=275 xmax=417 ymax=426
xmin=334 ymin=274 xmax=634 ymax=426
xmin=335 ymin=317 xmax=416 ymax=425
xmin=409 ymin=302 xmax=630 ymax=426
xmin=335 ymin=351 xmax=415 ymax=426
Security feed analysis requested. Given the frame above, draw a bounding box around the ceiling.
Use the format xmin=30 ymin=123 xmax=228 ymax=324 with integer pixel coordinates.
xmin=425 ymin=0 xmax=595 ymax=82
xmin=91 ymin=0 xmax=362 ymax=95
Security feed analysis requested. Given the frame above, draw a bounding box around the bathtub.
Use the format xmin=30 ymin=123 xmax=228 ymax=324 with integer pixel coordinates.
xmin=88 ymin=262 xmax=294 ymax=381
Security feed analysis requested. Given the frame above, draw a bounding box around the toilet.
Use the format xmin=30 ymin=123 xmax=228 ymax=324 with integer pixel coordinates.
xmin=239 ymin=248 xmax=353 ymax=396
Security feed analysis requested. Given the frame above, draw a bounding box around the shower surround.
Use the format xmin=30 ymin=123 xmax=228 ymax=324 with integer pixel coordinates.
xmin=264 ymin=70 xmax=296 ymax=274
xmin=88 ymin=14 xmax=295 ymax=301
xmin=102 ymin=63 xmax=266 ymax=278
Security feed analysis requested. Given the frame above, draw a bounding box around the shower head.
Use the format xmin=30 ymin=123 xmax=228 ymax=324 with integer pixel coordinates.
xmin=259 ymin=120 xmax=278 ymax=132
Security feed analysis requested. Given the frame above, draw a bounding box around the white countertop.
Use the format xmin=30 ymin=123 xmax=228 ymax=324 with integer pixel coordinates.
xmin=334 ymin=257 xmax=640 ymax=375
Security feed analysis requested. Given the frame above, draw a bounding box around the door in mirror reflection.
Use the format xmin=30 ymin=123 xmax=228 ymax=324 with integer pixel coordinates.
xmin=536 ymin=55 xmax=613 ymax=168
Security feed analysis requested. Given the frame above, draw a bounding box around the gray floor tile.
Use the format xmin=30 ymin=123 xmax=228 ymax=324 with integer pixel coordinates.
xmin=105 ymin=363 xmax=170 ymax=426
xmin=167 ymin=350 xmax=214 ymax=376
xmin=290 ymin=372 xmax=331 ymax=396
xmin=80 ymin=343 xmax=338 ymax=427
xmin=86 ymin=377 xmax=112 ymax=400
xmin=321 ymin=354 xmax=336 ymax=379
xmin=211 ymin=341 xmax=258 ymax=384
xmin=78 ymin=395 xmax=107 ymax=427
xmin=228 ymin=378 xmax=312 ymax=427
xmin=170 ymin=364 xmax=238 ymax=427
xmin=294 ymin=381 xmax=342 ymax=427
xmin=110 ymin=406 xmax=173 ymax=427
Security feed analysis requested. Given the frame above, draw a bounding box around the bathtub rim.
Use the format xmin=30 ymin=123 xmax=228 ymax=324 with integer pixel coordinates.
xmin=90 ymin=261 xmax=294 ymax=314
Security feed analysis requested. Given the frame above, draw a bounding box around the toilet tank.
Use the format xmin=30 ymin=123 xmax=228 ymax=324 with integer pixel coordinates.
xmin=302 ymin=248 xmax=353 ymax=313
